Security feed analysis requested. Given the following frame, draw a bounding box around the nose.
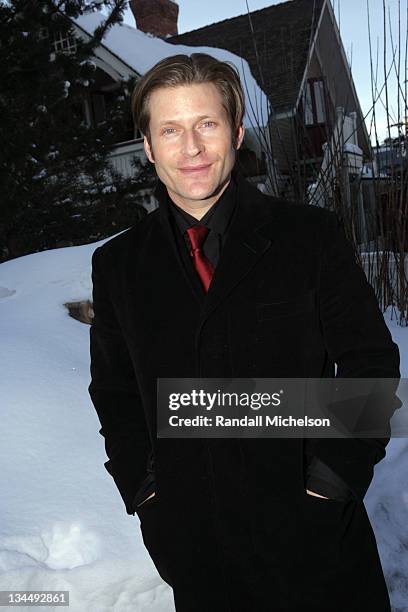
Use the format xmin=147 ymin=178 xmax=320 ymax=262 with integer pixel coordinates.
xmin=181 ymin=129 xmax=204 ymax=157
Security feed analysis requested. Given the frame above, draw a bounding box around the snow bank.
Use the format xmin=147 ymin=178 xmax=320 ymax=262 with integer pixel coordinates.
xmin=0 ymin=233 xmax=406 ymax=610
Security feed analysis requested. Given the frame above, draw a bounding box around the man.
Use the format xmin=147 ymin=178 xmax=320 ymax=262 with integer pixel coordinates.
xmin=88 ymin=53 xmax=400 ymax=611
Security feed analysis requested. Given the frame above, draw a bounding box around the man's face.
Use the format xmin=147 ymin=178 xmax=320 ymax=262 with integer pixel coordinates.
xmin=143 ymin=82 xmax=245 ymax=213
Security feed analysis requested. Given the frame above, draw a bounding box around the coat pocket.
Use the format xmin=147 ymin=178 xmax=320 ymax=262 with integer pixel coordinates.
xmin=133 ymin=472 xmax=156 ymax=511
xmin=256 ymin=289 xmax=316 ymax=321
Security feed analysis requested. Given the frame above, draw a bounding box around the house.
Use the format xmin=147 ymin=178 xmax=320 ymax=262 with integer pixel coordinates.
xmin=358 ymin=136 xmax=408 ymax=249
xmin=374 ymin=137 xmax=407 ymax=178
xmin=68 ymin=0 xmax=371 ymax=209
xmin=167 ymin=0 xmax=371 ymax=201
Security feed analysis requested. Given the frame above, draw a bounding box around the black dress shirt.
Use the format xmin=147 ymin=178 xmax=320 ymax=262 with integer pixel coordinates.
xmin=168 ymin=173 xmax=237 ymax=269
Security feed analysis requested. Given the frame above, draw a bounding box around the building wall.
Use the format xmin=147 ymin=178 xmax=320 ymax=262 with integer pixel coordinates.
xmin=312 ymin=6 xmax=370 ymax=158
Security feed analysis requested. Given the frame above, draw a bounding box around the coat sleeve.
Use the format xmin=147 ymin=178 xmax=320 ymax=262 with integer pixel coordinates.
xmin=88 ymin=245 xmax=152 ymax=515
xmin=306 ymin=211 xmax=401 ymax=501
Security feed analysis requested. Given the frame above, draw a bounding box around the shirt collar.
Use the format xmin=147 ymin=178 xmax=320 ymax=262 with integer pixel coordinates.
xmin=159 ymin=171 xmax=238 ymax=238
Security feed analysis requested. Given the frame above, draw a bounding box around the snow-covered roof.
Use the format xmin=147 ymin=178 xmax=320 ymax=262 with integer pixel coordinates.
xmin=74 ymin=11 xmax=269 ymax=130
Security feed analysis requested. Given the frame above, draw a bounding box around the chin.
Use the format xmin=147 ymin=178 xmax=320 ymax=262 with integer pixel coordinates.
xmin=179 ymin=187 xmax=214 ymax=201
xmin=186 ymin=177 xmax=225 ymax=200
xmin=178 ymin=179 xmax=217 ymax=198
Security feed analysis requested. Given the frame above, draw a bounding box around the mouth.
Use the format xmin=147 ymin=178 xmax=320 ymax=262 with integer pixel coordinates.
xmin=178 ymin=163 xmax=212 ymax=176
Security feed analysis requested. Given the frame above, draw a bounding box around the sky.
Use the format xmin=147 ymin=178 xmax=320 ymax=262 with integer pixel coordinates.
xmin=122 ymin=0 xmax=407 ymax=144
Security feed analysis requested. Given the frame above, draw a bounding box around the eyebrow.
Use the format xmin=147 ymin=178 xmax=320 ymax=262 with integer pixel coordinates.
xmin=158 ymin=115 xmax=216 ymax=127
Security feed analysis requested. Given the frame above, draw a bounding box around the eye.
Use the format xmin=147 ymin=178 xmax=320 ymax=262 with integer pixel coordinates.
xmin=162 ymin=127 xmax=177 ymax=135
xmin=202 ymin=121 xmax=216 ymax=128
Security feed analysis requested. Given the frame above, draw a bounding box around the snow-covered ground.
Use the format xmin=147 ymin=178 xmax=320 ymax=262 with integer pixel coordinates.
xmin=0 ymin=236 xmax=407 ymax=611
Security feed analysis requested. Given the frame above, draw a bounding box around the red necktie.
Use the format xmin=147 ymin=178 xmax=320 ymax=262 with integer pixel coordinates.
xmin=186 ymin=225 xmax=215 ymax=292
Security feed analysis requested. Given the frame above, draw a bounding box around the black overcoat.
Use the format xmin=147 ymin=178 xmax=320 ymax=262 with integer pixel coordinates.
xmin=88 ymin=171 xmax=400 ymax=612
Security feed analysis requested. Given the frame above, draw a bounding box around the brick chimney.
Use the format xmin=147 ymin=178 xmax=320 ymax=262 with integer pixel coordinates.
xmin=130 ymin=0 xmax=179 ymax=38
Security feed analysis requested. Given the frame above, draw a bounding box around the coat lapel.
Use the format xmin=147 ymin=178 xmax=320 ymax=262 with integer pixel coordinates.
xmin=198 ymin=173 xmax=278 ymax=325
xmin=155 ymin=170 xmax=281 ymax=325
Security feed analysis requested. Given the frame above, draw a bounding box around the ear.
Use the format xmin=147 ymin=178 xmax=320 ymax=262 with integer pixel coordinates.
xmin=144 ymin=135 xmax=155 ymax=164
xmin=235 ymin=124 xmax=245 ymax=150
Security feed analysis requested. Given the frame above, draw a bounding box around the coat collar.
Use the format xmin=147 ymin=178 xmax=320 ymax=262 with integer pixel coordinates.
xmin=153 ymin=166 xmax=280 ymax=326
xmin=167 ymin=172 xmax=237 ymax=240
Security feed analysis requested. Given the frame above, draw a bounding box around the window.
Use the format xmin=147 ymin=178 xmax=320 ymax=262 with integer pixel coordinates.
xmin=91 ymin=93 xmax=106 ymax=125
xmin=302 ymin=78 xmax=327 ymax=126
xmin=303 ymin=82 xmax=314 ymax=125
xmin=52 ymin=30 xmax=78 ymax=54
